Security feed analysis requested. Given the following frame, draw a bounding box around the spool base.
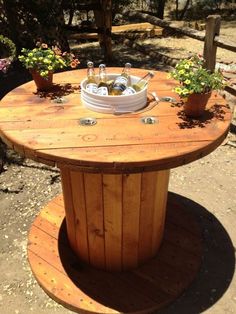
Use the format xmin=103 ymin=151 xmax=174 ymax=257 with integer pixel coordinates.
xmin=28 ymin=193 xmax=202 ymax=314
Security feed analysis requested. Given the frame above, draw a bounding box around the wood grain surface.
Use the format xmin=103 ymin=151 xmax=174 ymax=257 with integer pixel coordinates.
xmin=0 ymin=68 xmax=231 ymax=173
xmin=27 ymin=193 xmax=202 ymax=314
xmin=59 ymin=168 xmax=169 ymax=271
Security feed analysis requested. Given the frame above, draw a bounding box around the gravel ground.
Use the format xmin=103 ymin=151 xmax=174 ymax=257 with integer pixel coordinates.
xmin=140 ymin=20 xmax=236 ymax=64
xmin=0 ymin=26 xmax=235 ymax=314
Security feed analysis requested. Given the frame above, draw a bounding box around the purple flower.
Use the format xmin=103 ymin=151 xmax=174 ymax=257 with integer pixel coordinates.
xmin=0 ymin=58 xmax=11 ymax=73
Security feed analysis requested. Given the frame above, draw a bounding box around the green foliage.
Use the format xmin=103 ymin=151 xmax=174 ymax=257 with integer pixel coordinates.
xmin=18 ymin=43 xmax=79 ymax=78
xmin=0 ymin=35 xmax=16 ymax=59
xmin=169 ymin=55 xmax=225 ymax=98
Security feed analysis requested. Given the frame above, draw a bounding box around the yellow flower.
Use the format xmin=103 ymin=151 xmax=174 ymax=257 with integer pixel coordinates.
xmin=183 ymin=88 xmax=189 ymax=94
xmin=184 ymin=79 xmax=191 ymax=85
xmin=43 ymin=58 xmax=51 ymax=64
xmin=179 ymin=69 xmax=185 ymax=75
xmin=175 ymin=87 xmax=182 ymax=93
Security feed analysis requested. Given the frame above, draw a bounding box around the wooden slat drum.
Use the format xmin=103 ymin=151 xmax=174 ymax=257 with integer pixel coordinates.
xmin=60 ymin=166 xmax=170 ymax=271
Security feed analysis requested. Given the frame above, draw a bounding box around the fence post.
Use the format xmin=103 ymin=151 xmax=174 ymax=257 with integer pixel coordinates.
xmin=203 ymin=15 xmax=221 ymax=71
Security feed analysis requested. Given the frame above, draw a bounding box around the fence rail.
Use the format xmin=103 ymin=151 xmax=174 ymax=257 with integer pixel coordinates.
xmin=121 ymin=10 xmax=236 ymax=96
xmin=122 ymin=10 xmax=236 ymax=54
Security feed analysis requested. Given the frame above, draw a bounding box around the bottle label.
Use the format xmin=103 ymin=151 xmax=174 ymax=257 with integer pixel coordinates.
xmin=86 ymin=83 xmax=98 ymax=94
xmin=114 ymin=76 xmax=128 ymax=86
xmin=97 ymin=86 xmax=108 ymax=96
xmin=122 ymin=87 xmax=136 ymax=95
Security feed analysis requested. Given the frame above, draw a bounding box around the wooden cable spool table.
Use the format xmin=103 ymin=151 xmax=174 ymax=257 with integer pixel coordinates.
xmin=0 ymin=68 xmax=232 ymax=313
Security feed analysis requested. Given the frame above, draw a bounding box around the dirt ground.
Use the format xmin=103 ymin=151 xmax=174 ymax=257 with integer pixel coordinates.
xmin=0 ymin=22 xmax=236 ymax=314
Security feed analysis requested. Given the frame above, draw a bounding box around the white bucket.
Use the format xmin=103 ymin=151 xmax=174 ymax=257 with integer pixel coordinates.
xmin=80 ymin=74 xmax=147 ymax=114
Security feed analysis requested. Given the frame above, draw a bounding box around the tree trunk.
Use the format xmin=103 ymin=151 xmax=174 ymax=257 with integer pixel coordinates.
xmin=179 ymin=0 xmax=191 ymax=20
xmin=175 ymin=0 xmax=179 ymax=20
xmin=157 ymin=0 xmax=166 ymax=19
xmin=94 ymin=0 xmax=112 ymax=62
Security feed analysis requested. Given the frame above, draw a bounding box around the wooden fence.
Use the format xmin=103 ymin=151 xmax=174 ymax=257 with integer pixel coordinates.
xmin=121 ymin=10 xmax=236 ymax=95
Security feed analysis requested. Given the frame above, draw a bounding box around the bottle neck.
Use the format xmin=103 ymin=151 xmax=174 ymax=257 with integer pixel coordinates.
xmin=87 ymin=68 xmax=96 ymax=84
xmin=121 ymin=63 xmax=131 ymax=78
xmin=132 ymin=72 xmax=154 ymax=91
xmin=99 ymin=69 xmax=107 ymax=82
xmin=138 ymin=72 xmax=154 ymax=85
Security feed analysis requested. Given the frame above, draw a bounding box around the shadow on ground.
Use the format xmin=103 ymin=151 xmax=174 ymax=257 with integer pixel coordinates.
xmin=58 ymin=192 xmax=235 ymax=314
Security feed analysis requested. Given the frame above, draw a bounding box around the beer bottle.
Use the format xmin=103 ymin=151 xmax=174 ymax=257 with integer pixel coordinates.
xmin=86 ymin=61 xmax=98 ymax=94
xmin=122 ymin=71 xmax=155 ymax=95
xmin=110 ymin=63 xmax=131 ymax=95
xmin=97 ymin=64 xmax=109 ymax=96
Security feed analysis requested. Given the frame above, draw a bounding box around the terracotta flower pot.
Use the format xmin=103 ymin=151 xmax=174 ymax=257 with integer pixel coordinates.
xmin=30 ymin=70 xmax=53 ymax=91
xmin=184 ymin=92 xmax=212 ymax=118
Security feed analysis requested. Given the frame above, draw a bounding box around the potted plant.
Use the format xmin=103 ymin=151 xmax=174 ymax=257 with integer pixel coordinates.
xmin=18 ymin=42 xmax=80 ymax=91
xmin=0 ymin=35 xmax=16 ymax=73
xmin=169 ymin=55 xmax=225 ymax=118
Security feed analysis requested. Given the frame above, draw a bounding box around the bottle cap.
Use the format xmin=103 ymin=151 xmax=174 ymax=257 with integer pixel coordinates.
xmin=99 ymin=64 xmax=106 ymax=69
xmin=149 ymin=71 xmax=155 ymax=78
xmin=87 ymin=61 xmax=94 ymax=67
xmin=125 ymin=63 xmax=131 ymax=69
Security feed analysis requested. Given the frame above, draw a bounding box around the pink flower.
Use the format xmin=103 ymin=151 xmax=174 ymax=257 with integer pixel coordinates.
xmin=0 ymin=58 xmax=11 ymax=73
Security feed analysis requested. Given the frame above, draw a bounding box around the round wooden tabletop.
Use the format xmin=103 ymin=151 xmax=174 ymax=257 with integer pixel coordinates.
xmin=0 ymin=68 xmax=232 ymax=173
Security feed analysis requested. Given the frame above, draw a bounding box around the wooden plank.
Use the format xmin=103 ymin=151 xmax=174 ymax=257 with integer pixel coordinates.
xmin=138 ymin=171 xmax=158 ymax=264
xmin=164 ymin=221 xmax=202 ymax=256
xmin=122 ymin=173 xmax=141 ymax=270
xmin=28 ymin=225 xmax=65 ymax=273
xmin=60 ymin=167 xmax=77 ymax=253
xmin=38 ymin=201 xmax=65 ymax=230
xmin=1 ymin=112 xmax=230 ymax=153
xmin=112 ymin=23 xmax=159 ymax=33
xmin=103 ymin=174 xmax=122 ymax=271
xmin=134 ymin=257 xmax=195 ymax=296
xmin=33 ymin=138 xmax=217 ymax=164
xmin=27 ymin=251 xmax=112 ymax=313
xmin=70 ymin=171 xmax=89 ymax=263
xmin=152 ymin=170 xmax=170 ymax=255
xmin=156 ymin=240 xmax=201 ymax=274
xmin=46 ymin=133 xmax=228 ymax=173
xmin=83 ymin=172 xmax=105 ymax=269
